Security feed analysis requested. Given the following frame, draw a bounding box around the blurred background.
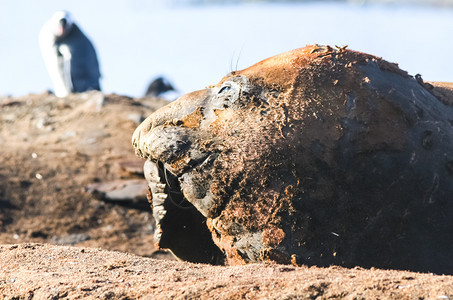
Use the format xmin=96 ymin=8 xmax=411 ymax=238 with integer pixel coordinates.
xmin=1 ymin=0 xmax=452 ymax=98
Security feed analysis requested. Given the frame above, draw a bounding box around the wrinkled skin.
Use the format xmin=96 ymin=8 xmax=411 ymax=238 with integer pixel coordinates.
xmin=133 ymin=45 xmax=453 ymax=274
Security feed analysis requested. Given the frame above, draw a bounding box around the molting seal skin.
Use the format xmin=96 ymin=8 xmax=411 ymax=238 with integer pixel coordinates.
xmin=133 ymin=45 xmax=453 ymax=274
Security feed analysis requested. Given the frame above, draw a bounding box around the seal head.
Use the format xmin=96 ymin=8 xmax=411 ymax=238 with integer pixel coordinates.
xmin=133 ymin=45 xmax=453 ymax=273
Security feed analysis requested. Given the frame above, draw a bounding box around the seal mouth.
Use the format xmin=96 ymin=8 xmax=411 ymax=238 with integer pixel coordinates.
xmin=158 ymin=151 xmax=215 ymax=178
xmin=145 ymin=159 xmax=225 ymax=265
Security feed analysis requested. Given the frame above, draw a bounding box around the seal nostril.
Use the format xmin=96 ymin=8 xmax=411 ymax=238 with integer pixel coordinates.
xmin=175 ymin=140 xmax=188 ymax=147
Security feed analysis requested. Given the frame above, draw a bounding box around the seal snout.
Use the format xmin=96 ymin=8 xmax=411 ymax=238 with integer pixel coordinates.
xmin=132 ymin=89 xmax=212 ymax=159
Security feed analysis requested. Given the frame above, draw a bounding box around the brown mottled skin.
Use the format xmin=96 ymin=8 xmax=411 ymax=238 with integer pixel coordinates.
xmin=133 ymin=45 xmax=453 ymax=274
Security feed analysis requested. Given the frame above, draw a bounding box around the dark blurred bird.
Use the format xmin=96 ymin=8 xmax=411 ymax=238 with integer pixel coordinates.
xmin=39 ymin=11 xmax=101 ymax=97
xmin=145 ymin=76 xmax=177 ymax=99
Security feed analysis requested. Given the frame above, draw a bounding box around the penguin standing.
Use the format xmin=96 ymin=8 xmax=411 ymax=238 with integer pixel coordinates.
xmin=39 ymin=11 xmax=101 ymax=97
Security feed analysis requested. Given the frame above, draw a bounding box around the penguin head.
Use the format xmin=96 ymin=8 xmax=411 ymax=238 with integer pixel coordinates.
xmin=51 ymin=11 xmax=74 ymax=38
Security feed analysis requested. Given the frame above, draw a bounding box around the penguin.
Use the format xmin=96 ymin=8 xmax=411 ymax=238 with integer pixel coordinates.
xmin=39 ymin=11 xmax=101 ymax=97
xmin=145 ymin=76 xmax=178 ymax=100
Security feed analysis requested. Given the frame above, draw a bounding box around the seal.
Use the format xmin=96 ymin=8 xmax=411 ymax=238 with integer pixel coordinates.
xmin=133 ymin=45 xmax=453 ymax=274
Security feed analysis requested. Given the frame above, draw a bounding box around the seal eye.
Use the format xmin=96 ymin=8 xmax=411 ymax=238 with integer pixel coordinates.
xmin=218 ymin=85 xmax=231 ymax=94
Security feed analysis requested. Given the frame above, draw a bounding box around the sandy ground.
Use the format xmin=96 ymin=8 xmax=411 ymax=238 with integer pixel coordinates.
xmin=0 ymin=92 xmax=172 ymax=258
xmin=1 ymin=92 xmax=453 ymax=299
xmin=1 ymin=243 xmax=453 ymax=299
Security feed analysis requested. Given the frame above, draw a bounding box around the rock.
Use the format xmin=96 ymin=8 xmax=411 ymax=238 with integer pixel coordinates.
xmin=51 ymin=233 xmax=91 ymax=245
xmin=115 ymin=159 xmax=145 ymax=177
xmin=127 ymin=113 xmax=145 ymax=124
xmin=84 ymin=179 xmax=148 ymax=208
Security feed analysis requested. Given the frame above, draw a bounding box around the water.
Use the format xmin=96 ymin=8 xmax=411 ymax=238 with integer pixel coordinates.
xmin=1 ymin=1 xmax=452 ymax=98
